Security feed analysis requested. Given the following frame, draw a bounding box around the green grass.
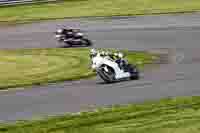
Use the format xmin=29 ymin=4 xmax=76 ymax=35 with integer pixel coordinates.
xmin=1 ymin=96 xmax=200 ymax=133
xmin=0 ymin=48 xmax=155 ymax=90
xmin=0 ymin=0 xmax=200 ymax=25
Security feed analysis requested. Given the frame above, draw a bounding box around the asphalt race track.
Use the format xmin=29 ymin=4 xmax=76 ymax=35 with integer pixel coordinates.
xmin=0 ymin=13 xmax=200 ymax=122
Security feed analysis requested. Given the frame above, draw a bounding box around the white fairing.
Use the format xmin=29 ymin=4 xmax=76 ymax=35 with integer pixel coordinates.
xmin=91 ymin=53 xmax=130 ymax=80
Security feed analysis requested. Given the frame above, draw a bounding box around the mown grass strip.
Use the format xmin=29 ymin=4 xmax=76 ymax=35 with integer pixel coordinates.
xmin=0 ymin=96 xmax=200 ymax=133
xmin=0 ymin=48 xmax=155 ymax=90
xmin=0 ymin=0 xmax=200 ymax=25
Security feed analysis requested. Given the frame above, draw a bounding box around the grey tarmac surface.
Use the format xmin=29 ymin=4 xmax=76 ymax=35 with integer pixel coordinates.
xmin=0 ymin=13 xmax=200 ymax=122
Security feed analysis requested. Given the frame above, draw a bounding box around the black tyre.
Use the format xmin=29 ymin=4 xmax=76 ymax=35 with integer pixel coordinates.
xmin=82 ymin=38 xmax=92 ymax=46
xmin=131 ymin=72 xmax=139 ymax=80
xmin=62 ymin=40 xmax=72 ymax=48
xmin=98 ymin=65 xmax=115 ymax=83
xmin=127 ymin=64 xmax=140 ymax=80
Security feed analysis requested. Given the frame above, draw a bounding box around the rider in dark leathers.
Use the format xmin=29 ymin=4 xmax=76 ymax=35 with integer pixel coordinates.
xmin=114 ymin=52 xmax=128 ymax=70
xmin=99 ymin=50 xmax=128 ymax=70
xmin=63 ymin=28 xmax=77 ymax=38
xmin=56 ymin=28 xmax=78 ymax=39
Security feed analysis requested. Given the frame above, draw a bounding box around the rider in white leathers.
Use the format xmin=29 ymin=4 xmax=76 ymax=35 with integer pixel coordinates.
xmin=90 ymin=49 xmax=127 ymax=70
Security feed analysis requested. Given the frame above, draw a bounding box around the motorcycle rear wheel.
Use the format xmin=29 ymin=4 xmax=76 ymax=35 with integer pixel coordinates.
xmin=127 ymin=64 xmax=140 ymax=80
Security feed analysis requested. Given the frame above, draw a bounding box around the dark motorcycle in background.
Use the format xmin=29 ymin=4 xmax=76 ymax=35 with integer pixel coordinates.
xmin=54 ymin=28 xmax=92 ymax=48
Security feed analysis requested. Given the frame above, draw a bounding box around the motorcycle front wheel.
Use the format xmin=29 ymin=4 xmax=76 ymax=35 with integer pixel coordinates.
xmin=98 ymin=65 xmax=115 ymax=83
xmin=62 ymin=40 xmax=72 ymax=48
xmin=82 ymin=38 xmax=92 ymax=46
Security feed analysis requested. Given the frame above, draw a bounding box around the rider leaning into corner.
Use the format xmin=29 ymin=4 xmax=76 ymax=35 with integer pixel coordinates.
xmin=115 ymin=52 xmax=128 ymax=70
xmin=56 ymin=27 xmax=80 ymax=38
xmin=90 ymin=48 xmax=128 ymax=70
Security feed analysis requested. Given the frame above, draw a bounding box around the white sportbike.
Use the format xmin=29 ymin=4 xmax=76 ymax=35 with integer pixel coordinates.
xmin=90 ymin=50 xmax=140 ymax=83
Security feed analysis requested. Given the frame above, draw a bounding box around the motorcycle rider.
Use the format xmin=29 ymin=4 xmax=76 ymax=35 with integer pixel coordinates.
xmin=115 ymin=52 xmax=128 ymax=70
xmin=64 ymin=28 xmax=77 ymax=38
xmin=100 ymin=50 xmax=128 ymax=70
xmin=56 ymin=28 xmax=78 ymax=39
xmin=90 ymin=49 xmax=127 ymax=65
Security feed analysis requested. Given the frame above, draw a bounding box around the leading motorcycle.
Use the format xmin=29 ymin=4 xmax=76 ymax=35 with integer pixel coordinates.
xmin=54 ymin=28 xmax=92 ymax=47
